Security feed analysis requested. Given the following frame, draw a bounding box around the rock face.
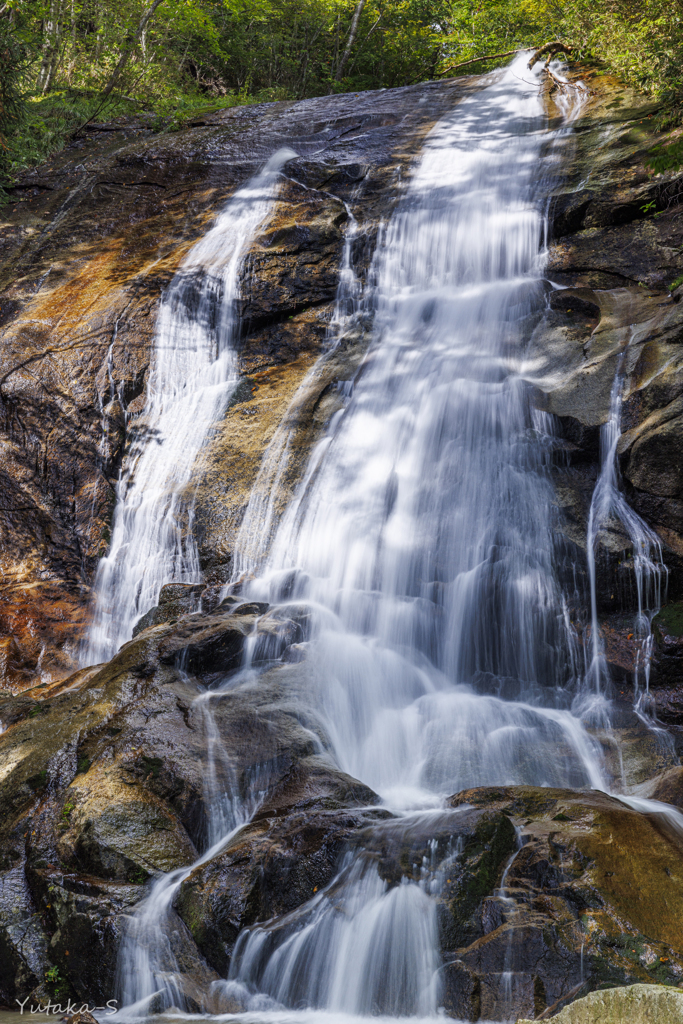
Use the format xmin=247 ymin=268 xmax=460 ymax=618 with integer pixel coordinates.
xmin=0 ymin=599 xmax=363 ymax=1004
xmin=444 ymin=786 xmax=683 ymax=1020
xmin=535 ymin=75 xmax=683 ymax=605
xmin=2 ymin=582 xmax=683 ymax=1015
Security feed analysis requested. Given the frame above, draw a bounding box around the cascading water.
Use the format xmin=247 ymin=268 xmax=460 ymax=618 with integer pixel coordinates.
xmin=585 ymin=346 xmax=668 ymax=698
xmin=235 ymin=56 xmax=601 ymax=805
xmin=214 ymin=56 xmax=609 ymax=1017
xmin=81 ymin=147 xmax=296 ymax=666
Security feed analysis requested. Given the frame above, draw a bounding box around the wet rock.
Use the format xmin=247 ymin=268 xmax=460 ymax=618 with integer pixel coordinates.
xmin=353 ymin=808 xmax=518 ymax=950
xmin=65 ymin=772 xmax=199 ymax=881
xmin=238 ymin=178 xmax=348 ymax=326
xmin=516 ymin=982 xmax=683 ymax=1024
xmin=0 ymin=859 xmax=52 ymax=1005
xmin=445 ymin=786 xmax=683 ymax=1019
xmin=640 ymin=766 xmax=683 ymax=808
xmin=0 ymin=634 xmax=371 ymax=999
xmin=595 ymin=703 xmax=679 ymax=787
xmin=653 ymin=600 xmax=683 ymax=680
xmin=0 ymin=632 xmax=207 ymax=998
xmin=64 ymin=1012 xmax=99 ymax=1024
xmin=441 ymin=960 xmax=481 ymax=1021
xmin=175 ymin=803 xmax=383 ymax=975
xmin=29 ymin=870 xmax=140 ymax=1003
xmin=522 ymin=74 xmax=683 ymax=615
xmin=132 ymin=582 xmax=206 ymax=636
xmin=254 ymin=753 xmax=378 ymax=817
xmin=155 ymin=610 xmax=260 ymax=674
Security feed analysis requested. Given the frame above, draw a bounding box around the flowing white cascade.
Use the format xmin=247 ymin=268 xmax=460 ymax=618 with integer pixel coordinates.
xmin=220 ymin=58 xmax=606 ymax=1017
xmin=111 ymin=59 xmax=683 ymax=1024
xmin=81 ymin=148 xmax=296 ymax=665
xmin=116 ymin=690 xmax=272 ymax=1015
xmin=236 ymin=57 xmax=602 ymax=805
xmin=585 ymin=349 xmax=668 ymax=697
xmin=226 ymin=845 xmax=442 ymax=1017
xmin=232 ymin=206 xmax=362 ymax=576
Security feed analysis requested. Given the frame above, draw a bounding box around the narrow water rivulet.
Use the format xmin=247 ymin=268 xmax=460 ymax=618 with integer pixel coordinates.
xmin=81 ymin=147 xmax=296 ymax=666
xmin=108 ymin=56 xmax=683 ymax=1024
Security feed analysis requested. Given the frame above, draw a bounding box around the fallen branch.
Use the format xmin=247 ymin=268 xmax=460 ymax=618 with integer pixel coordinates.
xmin=528 ymin=41 xmax=572 ymax=69
xmin=534 ymin=980 xmax=587 ymax=1020
xmin=438 ymin=48 xmax=521 ymax=76
xmin=543 ymin=65 xmax=570 ymax=91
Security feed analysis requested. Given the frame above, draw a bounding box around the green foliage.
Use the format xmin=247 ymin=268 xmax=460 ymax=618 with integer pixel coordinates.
xmin=8 ymin=90 xmax=137 ymax=175
xmin=28 ymin=702 xmax=50 ymax=717
xmin=27 ymin=768 xmax=48 ymax=791
xmin=45 ymin=966 xmax=61 ymax=983
xmin=646 ymin=138 xmax=683 ymax=175
xmin=58 ymin=799 xmax=75 ymax=829
xmin=7 ymin=0 xmax=683 ymax=189
xmin=0 ymin=9 xmax=33 ymax=194
xmin=141 ymin=754 xmax=163 ymax=778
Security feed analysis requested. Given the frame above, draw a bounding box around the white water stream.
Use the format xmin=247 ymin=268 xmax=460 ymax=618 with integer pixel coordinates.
xmin=235 ymin=57 xmax=600 ymax=805
xmin=81 ymin=148 xmax=296 ymax=665
xmin=102 ymin=55 xmax=683 ymax=1024
xmin=585 ymin=349 xmax=667 ymax=697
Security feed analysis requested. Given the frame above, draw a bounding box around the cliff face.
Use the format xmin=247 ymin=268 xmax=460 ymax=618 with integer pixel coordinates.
xmin=532 ymin=69 xmax=683 ymax=725
xmin=2 ymin=67 xmax=683 ymax=1020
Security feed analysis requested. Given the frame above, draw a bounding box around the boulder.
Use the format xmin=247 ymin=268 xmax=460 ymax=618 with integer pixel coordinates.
xmin=0 ymin=620 xmax=360 ymax=1001
xmin=516 ymin=982 xmax=683 ymax=1024
xmin=640 ymin=766 xmax=683 ymax=809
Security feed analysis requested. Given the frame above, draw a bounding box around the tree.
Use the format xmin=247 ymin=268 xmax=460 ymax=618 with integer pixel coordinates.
xmin=335 ymin=0 xmax=366 ymax=80
xmin=100 ymin=0 xmax=166 ymax=99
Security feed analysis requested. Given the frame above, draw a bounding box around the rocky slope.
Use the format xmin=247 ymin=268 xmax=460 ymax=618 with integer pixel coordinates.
xmin=2 ymin=65 xmax=683 ymax=1021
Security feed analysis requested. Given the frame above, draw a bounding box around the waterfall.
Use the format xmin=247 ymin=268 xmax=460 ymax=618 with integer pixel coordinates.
xmin=115 ymin=689 xmax=272 ymax=1015
xmin=80 ymin=148 xmax=296 ymax=666
xmin=585 ymin=347 xmax=668 ymax=698
xmin=235 ymin=56 xmax=602 ymax=803
xmin=110 ymin=56 xmax=683 ymax=1023
xmin=227 ymin=847 xmax=442 ymax=1016
xmin=217 ymin=56 xmax=606 ymax=1016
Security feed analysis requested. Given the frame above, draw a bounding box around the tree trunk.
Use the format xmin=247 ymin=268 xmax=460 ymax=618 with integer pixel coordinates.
xmin=335 ymin=0 xmax=366 ymax=81
xmin=37 ymin=0 xmax=62 ymax=94
xmin=100 ymin=0 xmax=166 ymax=100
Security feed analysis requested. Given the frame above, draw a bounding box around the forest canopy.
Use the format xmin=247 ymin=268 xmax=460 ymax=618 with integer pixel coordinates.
xmin=3 ymin=0 xmax=683 ymax=188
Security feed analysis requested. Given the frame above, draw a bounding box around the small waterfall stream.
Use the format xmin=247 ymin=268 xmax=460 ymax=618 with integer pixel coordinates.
xmin=81 ymin=148 xmax=296 ymax=665
xmin=101 ymin=55 xmax=683 ymax=1024
xmin=585 ymin=348 xmax=667 ymax=698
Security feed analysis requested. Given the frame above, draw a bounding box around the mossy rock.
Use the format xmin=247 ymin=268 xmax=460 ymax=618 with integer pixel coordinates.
xmin=653 ymin=600 xmax=683 ymax=638
xmin=516 ymin=983 xmax=683 ymax=1023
